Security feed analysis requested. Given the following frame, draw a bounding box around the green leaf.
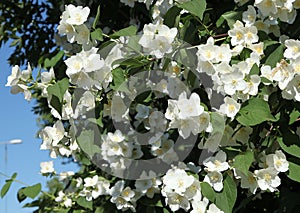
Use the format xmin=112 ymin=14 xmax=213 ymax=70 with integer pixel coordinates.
xmin=111 ymin=67 xmax=126 ymax=90
xmin=200 ymin=182 xmax=215 ymax=202
xmin=177 ymin=0 xmax=207 ymax=20
xmin=92 ymin=5 xmax=101 ymax=29
xmin=23 ymin=183 xmax=41 ymax=199
xmin=111 ymin=26 xmax=137 ymax=38
xmin=249 ymin=63 xmax=260 ymax=75
xmin=265 ymin=44 xmax=284 ymax=68
xmin=47 ymin=78 xmax=69 ymax=103
xmin=211 ymin=112 xmax=225 ymax=134
xmin=278 ymin=137 xmax=300 ymax=159
xmin=263 ymin=40 xmax=279 ymax=50
xmin=76 ymin=196 xmax=93 ymax=210
xmin=233 ymin=150 xmax=254 ymax=176
xmin=219 ymin=11 xmax=243 ymax=29
xmin=215 ymin=175 xmax=237 ymax=213
xmin=163 ymin=208 xmax=171 ymax=213
xmin=236 ymin=98 xmax=277 ymax=126
xmin=1 ymin=180 xmax=13 ymax=198
xmin=163 ymin=6 xmax=181 ymax=27
xmin=289 ymin=110 xmax=300 ymax=125
xmin=44 ymin=51 xmax=64 ymax=68
xmin=1 ymin=172 xmax=17 ymax=198
xmin=91 ymin=28 xmax=103 ymax=41
xmin=113 ymin=58 xmax=149 ymax=68
xmin=17 ymin=187 xmax=27 ymax=203
xmin=126 ymin=36 xmax=142 ymax=53
xmin=95 ymin=207 xmax=104 ymax=213
xmin=287 ymin=161 xmax=300 ymax=183
xmin=11 ymin=172 xmax=17 ymax=180
xmin=77 ymin=130 xmax=101 ymax=158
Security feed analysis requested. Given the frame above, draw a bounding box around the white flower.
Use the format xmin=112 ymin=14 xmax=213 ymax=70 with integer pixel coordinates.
xmin=40 ymin=161 xmax=55 ymax=174
xmin=244 ymin=75 xmax=261 ymax=96
xmin=139 ymin=23 xmax=177 ymax=58
xmin=255 ymin=168 xmax=281 ymax=192
xmin=39 ymin=120 xmax=65 ymax=151
xmin=197 ymin=37 xmax=217 ymax=61
xmin=92 ymin=179 xmax=110 ymax=199
xmin=108 ymin=130 xmax=125 ymax=143
xmin=120 ymin=187 xmax=135 ymax=201
xmin=84 ymin=175 xmax=99 ymax=188
xmin=266 ymin=150 xmax=289 ymax=172
xmin=65 ymin=54 xmax=84 ymax=75
xmin=249 ymin=42 xmax=264 ymax=55
xmin=184 ymin=179 xmax=202 ymax=199
xmin=272 ymin=59 xmax=294 ymax=90
xmin=239 ymin=171 xmax=258 ymax=194
xmin=135 ymin=171 xmax=161 ymax=198
xmin=55 ymin=191 xmax=72 ymax=208
xmin=197 ymin=59 xmax=216 ymax=75
xmin=255 ymin=0 xmax=277 ymax=17
xmin=74 ymin=24 xmax=90 ymax=44
xmin=243 ymin=26 xmax=259 ymax=45
xmin=110 ymin=181 xmax=136 ymax=212
xmin=41 ymin=68 xmax=55 ymax=83
xmin=165 ymin=92 xmax=206 ymax=139
xmin=6 ymin=65 xmax=21 ymax=87
xmin=243 ymin=5 xmax=257 ymax=26
xmin=215 ymin=44 xmax=232 ymax=63
xmin=282 ymin=75 xmax=300 ymax=101
xmin=191 ymin=198 xmax=209 ymax=213
xmin=204 ymin=150 xmax=229 ymax=172
xmin=73 ymin=91 xmax=95 ymax=118
xmin=222 ymin=70 xmax=247 ymax=95
xmin=111 ymin=94 xmax=129 ymax=122
xmin=135 ymin=104 xmax=150 ymax=120
xmin=284 ymin=39 xmax=300 ymax=60
xmin=148 ymin=111 xmax=167 ymax=132
xmin=219 ymin=97 xmax=241 ymax=119
xmin=291 ymin=59 xmax=300 ymax=74
xmin=162 ymin=167 xmax=194 ymax=195
xmin=57 ymin=22 xmax=76 ymax=43
xmin=195 ymin=111 xmax=211 ymax=133
xmin=228 ymin=21 xmax=245 ymax=46
xmin=260 ymin=65 xmax=274 ymax=83
xmin=65 ymin=4 xmax=90 ymax=25
xmin=207 ymin=203 xmax=224 ymax=213
xmin=176 ymin=92 xmax=204 ymax=119
xmin=204 ymin=171 xmax=224 ymax=192
xmin=165 ymin=192 xmax=190 ymax=212
xmin=169 ymin=116 xmax=199 ymax=139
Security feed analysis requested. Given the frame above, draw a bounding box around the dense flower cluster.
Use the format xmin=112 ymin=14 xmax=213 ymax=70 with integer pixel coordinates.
xmin=5 ymin=0 xmax=300 ymax=212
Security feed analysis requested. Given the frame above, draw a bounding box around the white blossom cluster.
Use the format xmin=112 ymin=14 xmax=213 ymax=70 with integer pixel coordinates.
xmin=5 ymin=64 xmax=32 ymax=101
xmin=234 ymin=150 xmax=289 ymax=194
xmin=57 ymin=4 xmax=91 ymax=46
xmin=236 ymin=0 xmax=300 ymax=25
xmin=139 ymin=22 xmax=178 ymax=58
xmin=165 ymin=92 xmax=211 ymax=139
xmin=160 ymin=165 xmax=227 ymax=213
xmin=5 ymin=1 xmax=298 ymax=212
xmin=261 ymin=39 xmax=300 ymax=101
xmin=100 ymin=130 xmax=143 ymax=177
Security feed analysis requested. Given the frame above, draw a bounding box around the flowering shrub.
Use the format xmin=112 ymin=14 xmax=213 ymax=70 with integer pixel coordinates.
xmin=2 ymin=0 xmax=300 ymax=212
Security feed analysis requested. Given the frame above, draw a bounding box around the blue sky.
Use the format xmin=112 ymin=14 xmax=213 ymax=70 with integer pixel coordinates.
xmin=0 ymin=43 xmax=78 ymax=212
